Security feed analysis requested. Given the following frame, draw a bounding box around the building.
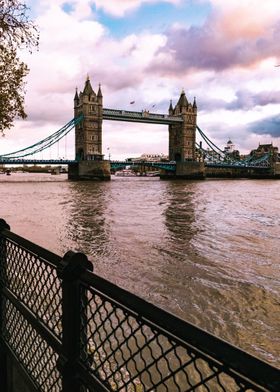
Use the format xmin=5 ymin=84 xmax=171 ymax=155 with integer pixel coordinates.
xmin=250 ymin=143 xmax=279 ymax=161
xmin=224 ymin=139 xmax=240 ymax=160
xmin=126 ymin=153 xmax=169 ymax=163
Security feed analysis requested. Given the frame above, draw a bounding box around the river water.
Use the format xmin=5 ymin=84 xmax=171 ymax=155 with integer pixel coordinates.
xmin=1 ymin=173 xmax=279 ymax=368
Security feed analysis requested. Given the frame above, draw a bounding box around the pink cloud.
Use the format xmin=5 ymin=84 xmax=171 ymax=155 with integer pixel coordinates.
xmin=149 ymin=10 xmax=280 ymax=74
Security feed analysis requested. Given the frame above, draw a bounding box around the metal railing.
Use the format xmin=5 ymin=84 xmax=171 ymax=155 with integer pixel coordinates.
xmin=0 ymin=218 xmax=279 ymax=392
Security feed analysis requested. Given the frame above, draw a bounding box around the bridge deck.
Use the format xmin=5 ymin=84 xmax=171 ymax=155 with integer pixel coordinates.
xmin=0 ymin=158 xmax=270 ymax=170
xmin=0 ymin=159 xmax=77 ymax=165
xmin=103 ymin=108 xmax=183 ymax=125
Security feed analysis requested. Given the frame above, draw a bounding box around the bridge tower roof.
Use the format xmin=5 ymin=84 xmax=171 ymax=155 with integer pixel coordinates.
xmin=176 ymin=89 xmax=188 ymax=108
xmin=83 ymin=76 xmax=95 ymax=96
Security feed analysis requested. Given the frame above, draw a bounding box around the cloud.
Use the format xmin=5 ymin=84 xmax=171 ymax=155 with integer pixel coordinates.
xmin=21 ymin=2 xmax=167 ymax=127
xmin=197 ymin=89 xmax=280 ymax=112
xmin=149 ymin=1 xmax=280 ymax=74
xmin=227 ymin=90 xmax=280 ymax=110
xmin=248 ymin=114 xmax=280 ymax=137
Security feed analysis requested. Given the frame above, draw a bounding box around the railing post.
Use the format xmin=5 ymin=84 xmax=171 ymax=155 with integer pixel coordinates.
xmin=0 ymin=219 xmax=10 ymax=391
xmin=57 ymin=250 xmax=93 ymax=392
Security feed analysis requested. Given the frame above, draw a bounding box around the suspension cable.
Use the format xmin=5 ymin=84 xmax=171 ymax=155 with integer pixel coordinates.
xmin=0 ymin=115 xmax=83 ymax=159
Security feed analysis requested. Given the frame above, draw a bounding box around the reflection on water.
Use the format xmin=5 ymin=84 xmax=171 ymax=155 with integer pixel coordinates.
xmin=1 ymin=173 xmax=279 ymax=367
xmin=66 ymin=182 xmax=110 ymax=258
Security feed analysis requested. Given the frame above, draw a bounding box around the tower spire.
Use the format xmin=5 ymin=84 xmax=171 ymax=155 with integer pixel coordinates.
xmin=169 ymin=99 xmax=173 ymax=115
xmin=193 ymin=96 xmax=197 ymax=108
xmin=74 ymin=87 xmax=79 ymax=105
xmin=97 ymin=83 xmax=103 ymax=97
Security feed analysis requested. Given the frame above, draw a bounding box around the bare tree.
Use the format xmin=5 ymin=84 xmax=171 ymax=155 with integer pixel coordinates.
xmin=0 ymin=0 xmax=39 ymax=134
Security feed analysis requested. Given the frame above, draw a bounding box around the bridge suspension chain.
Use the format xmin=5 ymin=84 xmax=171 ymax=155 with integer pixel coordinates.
xmin=196 ymin=125 xmax=225 ymax=159
xmin=0 ymin=115 xmax=83 ymax=159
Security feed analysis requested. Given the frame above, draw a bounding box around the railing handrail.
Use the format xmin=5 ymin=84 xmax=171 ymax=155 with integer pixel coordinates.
xmin=0 ymin=226 xmax=61 ymax=268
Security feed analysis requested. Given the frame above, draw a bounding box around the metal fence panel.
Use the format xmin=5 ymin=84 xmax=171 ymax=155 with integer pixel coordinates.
xmin=0 ymin=219 xmax=279 ymax=392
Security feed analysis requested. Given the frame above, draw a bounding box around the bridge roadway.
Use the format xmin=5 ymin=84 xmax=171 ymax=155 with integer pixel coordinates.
xmin=103 ymin=108 xmax=183 ymax=125
xmin=0 ymin=158 xmax=270 ymax=171
xmin=0 ymin=159 xmax=77 ymax=165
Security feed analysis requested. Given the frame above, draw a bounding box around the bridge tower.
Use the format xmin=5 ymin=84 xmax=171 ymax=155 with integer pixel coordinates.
xmin=74 ymin=76 xmax=103 ymax=160
xmin=69 ymin=77 xmax=110 ymax=180
xmin=169 ymin=90 xmax=197 ymax=161
xmin=166 ymin=90 xmax=205 ymax=179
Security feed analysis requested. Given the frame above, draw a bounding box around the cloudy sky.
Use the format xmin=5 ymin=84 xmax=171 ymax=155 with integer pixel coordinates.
xmin=2 ymin=0 xmax=280 ymax=160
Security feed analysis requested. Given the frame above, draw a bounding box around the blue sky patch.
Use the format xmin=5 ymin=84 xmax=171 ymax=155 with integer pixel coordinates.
xmin=95 ymin=1 xmax=211 ymax=37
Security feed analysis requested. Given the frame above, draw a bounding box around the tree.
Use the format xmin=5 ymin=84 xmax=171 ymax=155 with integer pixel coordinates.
xmin=0 ymin=0 xmax=39 ymax=134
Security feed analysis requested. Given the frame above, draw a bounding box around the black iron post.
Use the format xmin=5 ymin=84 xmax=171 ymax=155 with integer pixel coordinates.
xmin=0 ymin=219 xmax=10 ymax=391
xmin=57 ymin=250 xmax=93 ymax=392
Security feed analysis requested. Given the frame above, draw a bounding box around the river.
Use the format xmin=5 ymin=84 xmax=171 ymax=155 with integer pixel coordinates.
xmin=1 ymin=172 xmax=279 ymax=368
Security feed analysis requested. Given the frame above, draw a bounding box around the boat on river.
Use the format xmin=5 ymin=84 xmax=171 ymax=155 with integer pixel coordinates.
xmin=114 ymin=169 xmax=136 ymax=177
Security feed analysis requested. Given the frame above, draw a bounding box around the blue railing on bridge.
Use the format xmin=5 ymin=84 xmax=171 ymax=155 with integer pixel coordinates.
xmin=110 ymin=160 xmax=177 ymax=171
xmin=0 ymin=158 xmax=78 ymax=165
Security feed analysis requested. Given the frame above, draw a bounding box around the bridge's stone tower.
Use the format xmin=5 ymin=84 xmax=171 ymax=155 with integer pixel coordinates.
xmin=74 ymin=77 xmax=103 ymax=161
xmin=168 ymin=90 xmax=197 ymax=162
xmin=165 ymin=90 xmax=204 ymax=179
xmin=68 ymin=77 xmax=110 ymax=180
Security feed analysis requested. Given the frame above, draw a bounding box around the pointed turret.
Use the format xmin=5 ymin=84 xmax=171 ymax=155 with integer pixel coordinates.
xmin=83 ymin=76 xmax=95 ymax=96
xmin=74 ymin=87 xmax=79 ymax=105
xmin=168 ymin=100 xmax=173 ymax=115
xmin=177 ymin=89 xmax=188 ymax=107
xmin=97 ymin=83 xmax=103 ymax=98
xmin=193 ymin=96 xmax=197 ymax=109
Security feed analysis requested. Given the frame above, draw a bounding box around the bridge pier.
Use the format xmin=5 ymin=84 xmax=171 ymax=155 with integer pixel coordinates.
xmin=68 ymin=161 xmax=111 ymax=180
xmin=161 ymin=161 xmax=205 ymax=180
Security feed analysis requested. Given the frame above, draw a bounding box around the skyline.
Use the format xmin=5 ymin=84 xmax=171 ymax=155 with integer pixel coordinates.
xmin=1 ymin=0 xmax=280 ymax=160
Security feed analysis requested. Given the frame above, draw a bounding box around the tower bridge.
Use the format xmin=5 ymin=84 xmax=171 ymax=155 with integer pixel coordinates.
xmin=70 ymin=77 xmax=204 ymax=179
xmin=1 ymin=77 xmax=279 ymax=179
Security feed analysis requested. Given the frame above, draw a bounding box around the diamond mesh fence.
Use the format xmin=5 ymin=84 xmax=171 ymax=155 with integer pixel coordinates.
xmin=80 ymin=284 xmax=257 ymax=392
xmin=0 ymin=236 xmax=62 ymax=338
xmin=2 ymin=297 xmax=62 ymax=391
xmin=0 ymin=225 xmax=279 ymax=392
xmin=0 ymin=233 xmax=63 ymax=391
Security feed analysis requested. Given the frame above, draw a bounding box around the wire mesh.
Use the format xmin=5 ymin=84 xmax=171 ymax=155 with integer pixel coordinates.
xmin=0 ymin=237 xmax=62 ymax=338
xmin=0 ymin=233 xmax=62 ymax=392
xmin=0 ymin=230 xmax=278 ymax=392
xmin=81 ymin=285 xmax=257 ymax=392
xmin=1 ymin=297 xmax=62 ymax=391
